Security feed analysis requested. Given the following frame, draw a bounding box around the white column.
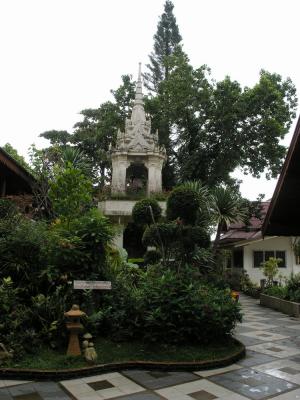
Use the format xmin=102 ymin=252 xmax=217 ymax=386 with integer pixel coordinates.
xmin=112 ymin=223 xmax=125 ymax=249
xmin=111 ymin=156 xmax=128 ymax=195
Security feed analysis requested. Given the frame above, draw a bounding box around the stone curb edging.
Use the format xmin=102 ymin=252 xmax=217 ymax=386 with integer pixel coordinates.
xmin=0 ymin=340 xmax=245 ymax=381
xmin=260 ymin=293 xmax=300 ymax=317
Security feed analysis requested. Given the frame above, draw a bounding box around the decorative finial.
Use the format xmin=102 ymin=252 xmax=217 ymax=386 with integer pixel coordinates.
xmin=138 ymin=62 xmax=142 ymax=82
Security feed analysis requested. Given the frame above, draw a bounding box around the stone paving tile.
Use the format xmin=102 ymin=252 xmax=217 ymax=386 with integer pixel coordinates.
xmin=61 ymin=372 xmax=144 ymax=399
xmin=121 ymin=370 xmax=200 ymax=390
xmin=0 ymin=381 xmax=32 ymax=389
xmin=236 ymin=350 xmax=278 ymax=367
xmin=253 ymin=358 xmax=300 ymax=384
xmin=156 ymin=379 xmax=248 ymax=400
xmin=234 ymin=334 xmax=266 ymax=347
xmin=209 ymin=367 xmax=297 ymax=399
xmin=237 ymin=330 xmax=289 ymax=342
xmin=241 ymin=322 xmax=279 ymax=330
xmin=247 ymin=342 xmax=300 ymax=358
xmin=271 ymin=387 xmax=300 ymax=399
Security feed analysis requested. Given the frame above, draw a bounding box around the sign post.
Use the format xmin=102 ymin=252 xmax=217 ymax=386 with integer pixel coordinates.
xmin=73 ymin=280 xmax=112 ymax=290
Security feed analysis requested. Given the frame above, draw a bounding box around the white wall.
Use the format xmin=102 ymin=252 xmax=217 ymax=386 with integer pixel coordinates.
xmin=236 ymin=236 xmax=300 ymax=285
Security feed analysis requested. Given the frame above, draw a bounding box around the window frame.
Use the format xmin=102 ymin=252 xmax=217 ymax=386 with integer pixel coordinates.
xmin=253 ymin=250 xmax=287 ymax=268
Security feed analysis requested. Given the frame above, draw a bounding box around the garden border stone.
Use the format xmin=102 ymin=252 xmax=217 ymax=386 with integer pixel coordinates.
xmin=260 ymin=293 xmax=300 ymax=317
xmin=0 ymin=339 xmax=245 ymax=381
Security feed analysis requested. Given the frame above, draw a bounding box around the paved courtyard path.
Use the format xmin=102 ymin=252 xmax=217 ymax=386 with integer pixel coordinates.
xmin=2 ymin=294 xmax=300 ymax=399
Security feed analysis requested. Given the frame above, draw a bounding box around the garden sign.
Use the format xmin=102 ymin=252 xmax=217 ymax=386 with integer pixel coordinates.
xmin=73 ymin=280 xmax=112 ymax=290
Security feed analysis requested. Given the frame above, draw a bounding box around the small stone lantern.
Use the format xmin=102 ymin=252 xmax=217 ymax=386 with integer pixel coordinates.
xmin=64 ymin=304 xmax=86 ymax=356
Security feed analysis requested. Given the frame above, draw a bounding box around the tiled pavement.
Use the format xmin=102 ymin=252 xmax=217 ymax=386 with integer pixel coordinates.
xmin=2 ymin=295 xmax=300 ymax=399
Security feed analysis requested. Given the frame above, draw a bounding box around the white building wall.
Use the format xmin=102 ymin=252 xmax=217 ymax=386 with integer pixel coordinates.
xmin=239 ymin=236 xmax=300 ymax=285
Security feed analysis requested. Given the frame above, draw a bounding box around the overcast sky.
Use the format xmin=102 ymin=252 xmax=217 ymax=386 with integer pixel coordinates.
xmin=0 ymin=0 xmax=299 ymax=200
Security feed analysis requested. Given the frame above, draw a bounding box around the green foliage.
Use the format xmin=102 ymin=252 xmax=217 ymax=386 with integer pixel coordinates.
xmin=286 ymin=274 xmax=300 ymax=302
xmin=144 ymin=0 xmax=182 ymax=92
xmin=260 ymin=257 xmax=280 ymax=286
xmin=264 ymin=285 xmax=287 ymax=299
xmin=50 ymin=209 xmax=113 ymax=279
xmin=0 ymin=198 xmax=17 ymax=219
xmin=160 ymin=51 xmax=297 ymax=185
xmin=49 ymin=166 xmax=93 ymax=222
xmin=240 ymin=271 xmax=261 ymax=298
xmin=132 ymin=198 xmax=162 ymax=225
xmin=167 ymin=187 xmax=200 ymax=224
xmin=2 ymin=143 xmax=32 ymax=173
xmin=144 ymin=249 xmax=162 ymax=265
xmin=101 ymin=269 xmax=241 ymax=344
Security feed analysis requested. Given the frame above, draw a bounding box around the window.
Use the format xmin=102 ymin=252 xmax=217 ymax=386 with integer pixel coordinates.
xmin=276 ymin=251 xmax=286 ymax=268
xmin=253 ymin=250 xmax=286 ymax=268
xmin=253 ymin=251 xmax=263 ymax=268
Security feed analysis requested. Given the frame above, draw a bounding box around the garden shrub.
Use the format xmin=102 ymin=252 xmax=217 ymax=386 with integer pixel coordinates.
xmin=264 ymin=285 xmax=287 ymax=299
xmin=240 ymin=271 xmax=261 ymax=298
xmin=0 ymin=198 xmax=17 ymax=219
xmin=132 ymin=198 xmax=162 ymax=225
xmin=286 ymin=273 xmax=300 ymax=302
xmin=167 ymin=187 xmax=200 ymax=224
xmin=101 ymin=268 xmax=241 ymax=344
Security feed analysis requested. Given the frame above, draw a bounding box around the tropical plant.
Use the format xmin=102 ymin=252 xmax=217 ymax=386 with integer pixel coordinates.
xmin=260 ymin=257 xmax=281 ymax=287
xmin=211 ymin=186 xmax=247 ymax=253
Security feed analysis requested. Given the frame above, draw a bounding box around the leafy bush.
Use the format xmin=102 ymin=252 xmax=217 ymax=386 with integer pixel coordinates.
xmin=101 ymin=268 xmax=241 ymax=344
xmin=286 ymin=273 xmax=300 ymax=302
xmin=167 ymin=187 xmax=200 ymax=224
xmin=0 ymin=198 xmax=17 ymax=219
xmin=132 ymin=198 xmax=162 ymax=225
xmin=264 ymin=285 xmax=287 ymax=299
xmin=240 ymin=271 xmax=261 ymax=298
xmin=49 ymin=166 xmax=93 ymax=222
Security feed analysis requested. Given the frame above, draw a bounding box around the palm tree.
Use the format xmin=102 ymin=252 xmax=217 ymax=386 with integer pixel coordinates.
xmin=211 ymin=186 xmax=247 ymax=254
xmin=60 ymin=147 xmax=92 ymax=176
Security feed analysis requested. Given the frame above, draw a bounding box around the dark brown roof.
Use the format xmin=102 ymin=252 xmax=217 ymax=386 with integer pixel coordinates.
xmin=219 ymin=202 xmax=269 ymax=246
xmin=263 ymin=115 xmax=300 ymax=236
xmin=0 ymin=147 xmax=36 ymax=195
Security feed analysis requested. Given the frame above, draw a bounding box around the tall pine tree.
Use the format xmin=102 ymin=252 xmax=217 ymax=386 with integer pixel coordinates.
xmin=144 ymin=0 xmax=182 ymax=93
xmin=144 ymin=1 xmax=182 ymax=188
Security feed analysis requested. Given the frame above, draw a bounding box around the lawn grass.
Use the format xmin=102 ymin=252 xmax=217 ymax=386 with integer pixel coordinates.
xmin=4 ymin=336 xmax=243 ymax=370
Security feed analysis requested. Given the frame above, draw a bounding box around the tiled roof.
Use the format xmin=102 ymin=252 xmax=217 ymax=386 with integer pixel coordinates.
xmin=219 ymin=201 xmax=270 ymax=246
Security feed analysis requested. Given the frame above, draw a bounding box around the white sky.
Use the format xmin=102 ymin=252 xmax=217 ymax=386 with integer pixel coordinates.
xmin=0 ymin=0 xmax=299 ymax=200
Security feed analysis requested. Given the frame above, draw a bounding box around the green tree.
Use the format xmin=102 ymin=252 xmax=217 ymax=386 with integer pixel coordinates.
xmin=159 ymin=51 xmax=297 ymax=186
xmin=39 ymin=130 xmax=72 ymax=146
xmin=48 ymin=166 xmax=93 ymax=223
xmin=143 ymin=1 xmax=183 ymax=187
xmin=2 ymin=143 xmax=31 ymax=173
xmin=144 ymin=0 xmax=182 ymax=92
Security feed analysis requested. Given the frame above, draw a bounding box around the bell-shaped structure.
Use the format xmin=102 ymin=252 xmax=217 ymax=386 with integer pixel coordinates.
xmin=110 ymin=63 xmax=166 ymax=196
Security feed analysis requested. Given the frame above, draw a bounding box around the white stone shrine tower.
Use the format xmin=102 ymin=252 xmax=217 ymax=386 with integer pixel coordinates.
xmin=110 ymin=63 xmax=166 ymax=196
xmin=99 ymin=64 xmax=167 ymax=250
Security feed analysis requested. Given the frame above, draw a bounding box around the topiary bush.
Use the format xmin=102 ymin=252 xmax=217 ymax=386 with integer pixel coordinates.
xmin=132 ymin=198 xmax=162 ymax=225
xmin=166 ymin=187 xmax=200 ymax=224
